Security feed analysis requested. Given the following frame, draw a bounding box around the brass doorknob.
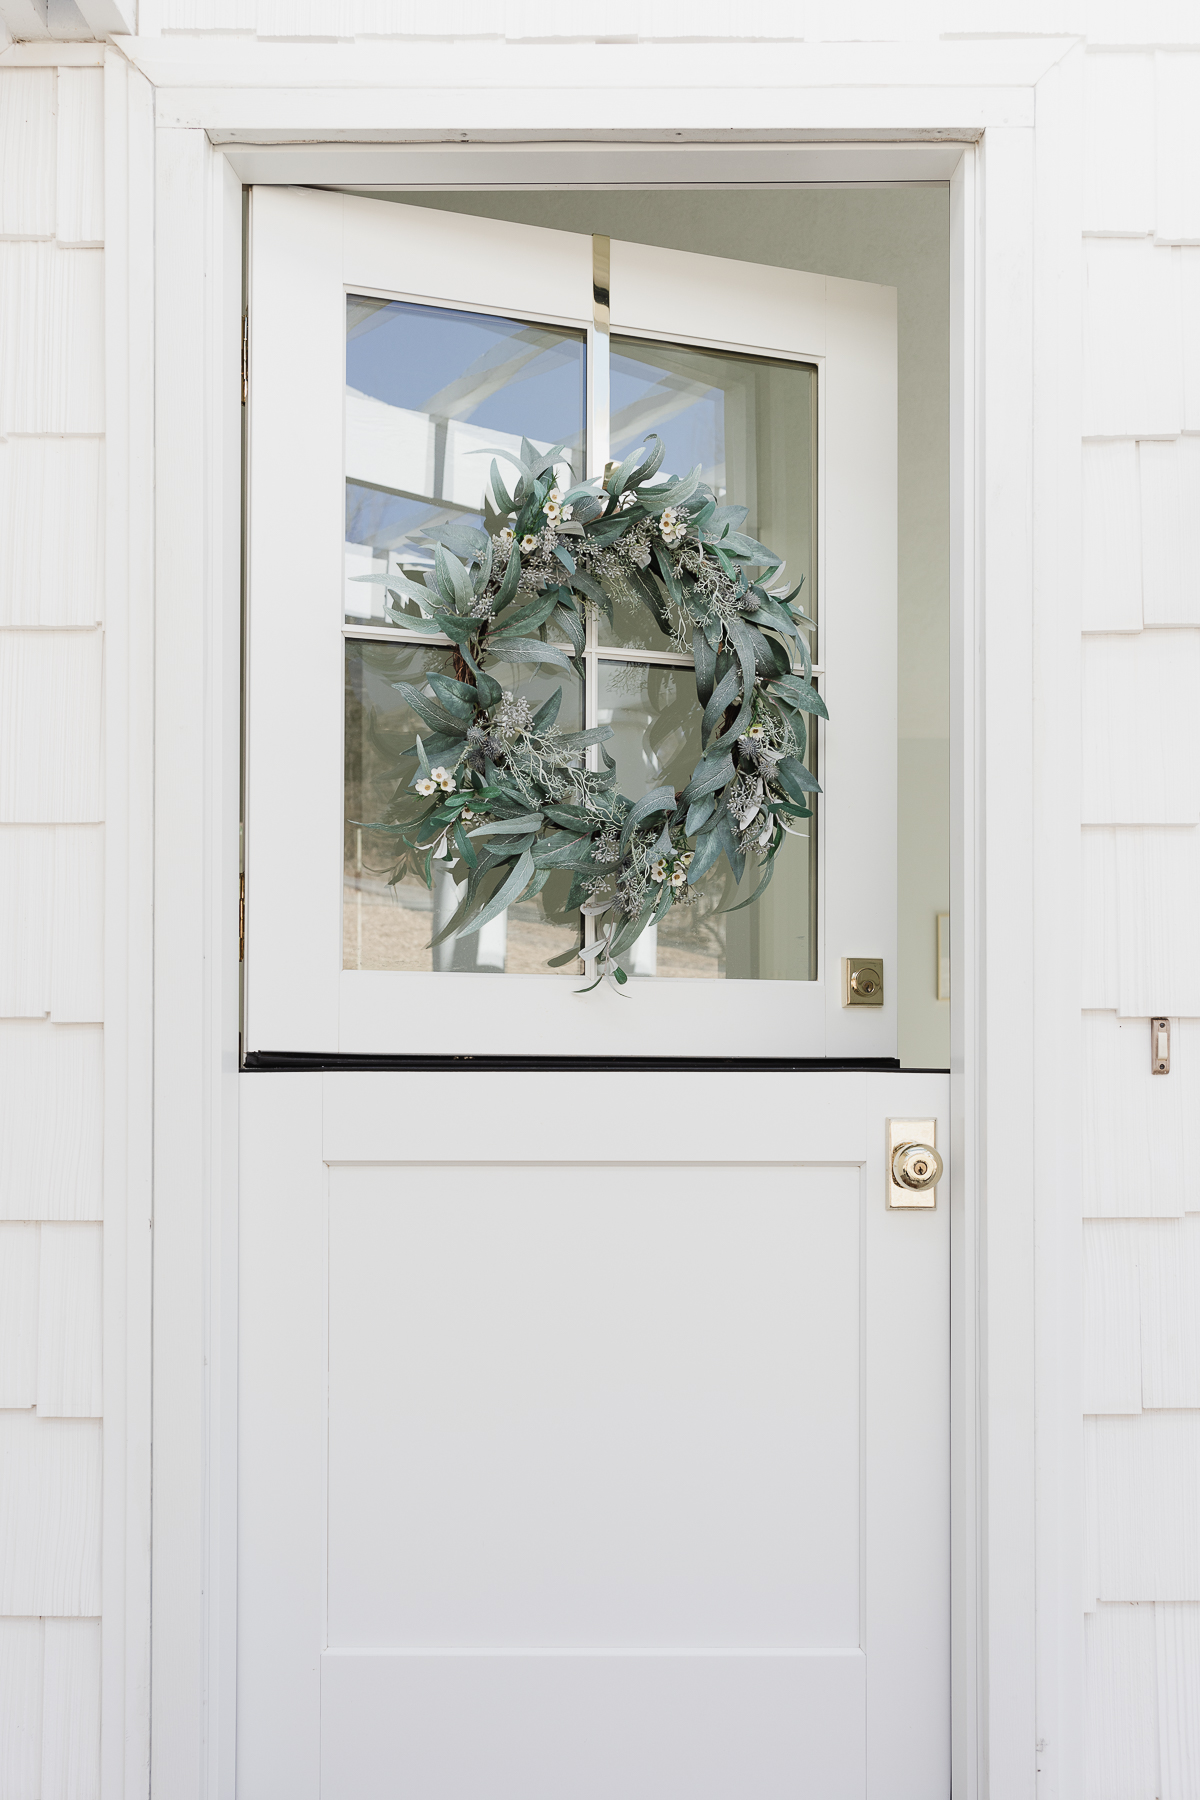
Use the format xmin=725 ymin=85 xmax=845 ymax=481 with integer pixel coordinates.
xmin=850 ymin=965 xmax=881 ymax=997
xmin=891 ymin=1143 xmax=943 ymax=1191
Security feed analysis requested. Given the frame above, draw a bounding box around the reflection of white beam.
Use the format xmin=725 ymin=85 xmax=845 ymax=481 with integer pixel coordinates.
xmin=345 ymin=388 xmax=579 ymax=510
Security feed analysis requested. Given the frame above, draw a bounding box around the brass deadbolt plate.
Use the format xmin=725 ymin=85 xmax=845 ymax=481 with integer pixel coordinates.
xmin=887 ymin=1118 xmax=940 ymax=1210
xmin=842 ymin=957 xmax=884 ymax=1007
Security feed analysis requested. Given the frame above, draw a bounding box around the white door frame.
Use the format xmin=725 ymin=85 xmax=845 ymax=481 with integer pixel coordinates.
xmin=93 ymin=39 xmax=1084 ymax=1799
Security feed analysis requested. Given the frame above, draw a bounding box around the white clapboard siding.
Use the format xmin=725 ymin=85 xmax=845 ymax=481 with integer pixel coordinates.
xmin=0 ymin=827 xmax=53 ymax=1015
xmin=0 ymin=438 xmax=104 ymax=628
xmin=0 ymin=244 xmax=103 ymax=435
xmin=0 ymin=827 xmax=103 ymax=1020
xmin=1092 ymin=1413 xmax=1200 ymax=1600
xmin=0 ymin=1617 xmax=44 ymax=1800
xmin=40 ymin=1618 xmax=100 ymax=1800
xmin=1084 ymin=1604 xmax=1161 ymax=1800
xmin=0 ymin=1224 xmax=38 ymax=1409
xmin=1086 ymin=0 xmax=1200 ymax=43
xmin=49 ymin=827 xmax=103 ymax=1022
xmin=1184 ymin=251 xmax=1200 ymax=431
xmin=37 ymin=1224 xmax=102 ymax=1418
xmin=1081 ymin=1013 xmax=1190 ymax=1217
xmin=0 ymin=1413 xmax=101 ymax=1614
xmin=256 ymin=0 xmax=352 ymax=34
xmin=1082 ymin=439 xmax=1142 ymax=631
xmin=1082 ymin=631 xmax=1200 ymax=824
xmin=1140 ymin=437 xmax=1200 ymax=626
xmin=1087 ymin=828 xmax=1200 ymax=1018
xmin=158 ymin=0 xmax=257 ymax=26
xmin=1137 ymin=1218 xmax=1200 ymax=1409
xmin=1083 ymin=52 xmax=1156 ymax=236
xmin=355 ymin=0 xmax=503 ymax=27
xmin=0 ymin=1022 xmax=103 ymax=1222
xmin=1156 ymin=1604 xmax=1200 ymax=1800
xmin=0 ymin=69 xmax=55 ymax=241
xmin=1155 ymin=52 xmax=1200 ymax=246
xmin=1083 ymin=1223 xmax=1142 ymax=1412
xmin=1083 ymin=238 xmax=1183 ymax=439
xmin=54 ymin=68 xmax=102 ymax=248
xmin=0 ymin=633 xmax=102 ymax=824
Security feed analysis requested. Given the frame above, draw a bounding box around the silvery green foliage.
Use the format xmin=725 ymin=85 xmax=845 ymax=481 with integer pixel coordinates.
xmin=354 ymin=434 xmax=826 ymax=992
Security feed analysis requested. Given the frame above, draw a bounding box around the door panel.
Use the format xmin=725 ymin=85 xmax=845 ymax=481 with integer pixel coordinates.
xmin=237 ymin=1070 xmax=949 ymax=1798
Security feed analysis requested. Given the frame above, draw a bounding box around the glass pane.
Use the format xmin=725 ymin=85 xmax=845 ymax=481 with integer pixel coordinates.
xmin=597 ymin=661 xmax=815 ymax=982
xmin=601 ymin=339 xmax=816 ymax=657
xmin=345 ymin=639 xmax=583 ymax=974
xmin=345 ymin=297 xmax=586 ymax=627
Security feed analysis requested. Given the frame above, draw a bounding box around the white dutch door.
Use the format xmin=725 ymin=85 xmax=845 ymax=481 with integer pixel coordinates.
xmin=239 ymin=188 xmax=949 ymax=1799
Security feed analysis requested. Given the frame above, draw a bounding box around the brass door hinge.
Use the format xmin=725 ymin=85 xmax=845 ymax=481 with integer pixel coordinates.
xmin=239 ymin=873 xmax=245 ymax=962
xmin=241 ymin=311 xmax=248 ymax=404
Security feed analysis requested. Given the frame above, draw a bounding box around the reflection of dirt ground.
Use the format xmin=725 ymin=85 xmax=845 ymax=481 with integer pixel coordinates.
xmin=342 ymin=882 xmax=721 ymax=978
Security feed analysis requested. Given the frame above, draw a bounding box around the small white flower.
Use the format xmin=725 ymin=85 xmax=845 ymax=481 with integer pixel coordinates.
xmin=429 ymin=767 xmax=449 ymax=782
xmin=681 ymin=850 xmax=695 ymax=866
xmin=520 ymin=533 xmax=538 ymax=553
xmin=499 ymin=526 xmax=514 ymax=545
xmin=459 ymin=808 xmax=476 ymax=823
xmin=669 ymin=866 xmax=687 ymax=888
xmin=746 ymin=724 xmax=766 ymax=741
xmin=547 ymin=486 xmax=562 ymax=504
xmin=650 ymin=859 xmax=668 ymax=882
xmin=660 ymin=507 xmax=677 ymax=529
xmin=543 ymin=501 xmax=562 ymax=524
xmin=415 ymin=776 xmax=437 ymax=796
xmin=438 ymin=775 xmax=456 ymax=792
xmin=561 ymin=503 xmax=574 ymax=522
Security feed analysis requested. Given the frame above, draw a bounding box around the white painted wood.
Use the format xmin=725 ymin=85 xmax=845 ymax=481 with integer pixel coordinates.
xmin=0 ymin=1020 xmax=103 ymax=1219
xmin=0 ymin=824 xmax=53 ymax=1013
xmin=1082 ymin=1012 xmax=1190 ymax=1219
xmin=1083 ymin=1222 xmax=1141 ymax=1413
xmin=1155 ymin=52 xmax=1200 ymax=246
xmin=0 ymin=631 xmax=102 ymax=822
xmin=0 ymin=1412 xmax=101 ymax=1612
xmin=0 ymin=1617 xmax=44 ymax=1800
xmin=1184 ymin=249 xmax=1200 ymax=433
xmin=50 ymin=824 xmax=103 ymax=1021
xmin=247 ymin=189 xmax=897 ymax=1059
xmin=241 ymin=1068 xmax=948 ymax=1795
xmin=0 ymin=66 xmax=54 ymax=236
xmin=41 ymin=1617 xmax=100 ymax=1800
xmin=37 ymin=1221 xmax=102 ymax=1416
xmin=257 ymin=0 xmax=350 ymax=34
xmin=1114 ymin=828 xmax=1200 ymax=1017
xmin=320 ymin=1653 xmax=865 ymax=1800
xmin=1082 ymin=632 xmax=1200 ymax=823
xmin=0 ymin=243 xmax=103 ymax=432
xmin=1083 ymin=238 xmax=1183 ymax=439
xmin=55 ymin=66 xmax=102 ymax=245
xmin=1084 ymin=1604 xmax=1160 ymax=1800
xmin=1092 ymin=1413 xmax=1200 ymax=1600
xmin=1082 ymin=831 xmax=1120 ymax=1010
xmin=72 ymin=0 xmax=136 ymax=30
xmin=0 ymin=1220 xmax=39 ymax=1405
xmin=1155 ymin=1602 xmax=1200 ymax=1800
xmin=1081 ymin=439 xmax=1141 ymax=632
xmin=1083 ymin=51 xmax=1155 ymax=236
xmin=0 ymin=438 xmax=104 ymax=628
xmin=157 ymin=0 xmax=255 ymax=25
xmin=1140 ymin=437 xmax=1200 ymax=627
xmin=100 ymin=46 xmax=155 ymax=1800
xmin=1137 ymin=1218 xmax=1200 ymax=1409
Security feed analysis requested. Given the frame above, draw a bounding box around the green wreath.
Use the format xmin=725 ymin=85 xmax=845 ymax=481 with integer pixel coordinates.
xmin=356 ymin=433 xmax=826 ymax=992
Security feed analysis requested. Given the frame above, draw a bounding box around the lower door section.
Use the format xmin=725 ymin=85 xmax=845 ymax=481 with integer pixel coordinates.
xmin=237 ymin=1070 xmax=949 ymax=1798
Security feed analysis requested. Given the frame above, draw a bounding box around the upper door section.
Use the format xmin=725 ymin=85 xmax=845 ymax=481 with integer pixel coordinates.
xmin=244 ymin=189 xmax=896 ymax=1060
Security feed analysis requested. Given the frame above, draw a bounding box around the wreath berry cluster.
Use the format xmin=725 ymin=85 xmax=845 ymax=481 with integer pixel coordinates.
xmin=356 ymin=434 xmax=826 ymax=991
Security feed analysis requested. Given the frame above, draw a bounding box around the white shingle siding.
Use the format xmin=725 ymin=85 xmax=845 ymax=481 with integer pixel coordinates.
xmin=0 ymin=438 xmax=104 ymax=629
xmin=0 ymin=1023 xmax=103 ymax=1221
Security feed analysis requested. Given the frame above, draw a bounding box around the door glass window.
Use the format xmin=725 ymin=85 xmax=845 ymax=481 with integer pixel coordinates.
xmin=342 ymin=297 xmax=816 ymax=981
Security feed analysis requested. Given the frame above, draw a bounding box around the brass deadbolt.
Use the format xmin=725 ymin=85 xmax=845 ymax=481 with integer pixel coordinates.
xmin=892 ymin=1143 xmax=944 ymax=1191
xmin=843 ymin=958 xmax=884 ymax=1007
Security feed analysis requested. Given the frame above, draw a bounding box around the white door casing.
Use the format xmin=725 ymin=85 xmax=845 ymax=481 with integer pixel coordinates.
xmin=238 ymin=1069 xmax=950 ymax=1798
xmin=243 ymin=188 xmax=897 ymax=1059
